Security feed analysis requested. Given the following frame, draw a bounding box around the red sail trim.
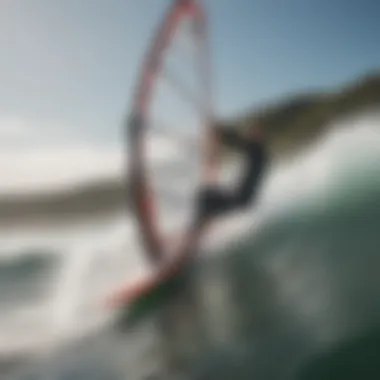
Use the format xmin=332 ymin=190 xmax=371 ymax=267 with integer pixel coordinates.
xmin=127 ymin=0 xmax=213 ymax=265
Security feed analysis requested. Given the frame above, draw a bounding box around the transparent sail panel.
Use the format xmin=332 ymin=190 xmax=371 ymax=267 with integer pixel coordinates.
xmin=146 ymin=13 xmax=205 ymax=243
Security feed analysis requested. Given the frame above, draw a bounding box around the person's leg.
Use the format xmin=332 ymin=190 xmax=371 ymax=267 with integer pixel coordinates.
xmin=195 ymin=186 xmax=236 ymax=224
xmin=164 ymin=185 xmax=247 ymax=271
xmin=227 ymin=145 xmax=262 ymax=210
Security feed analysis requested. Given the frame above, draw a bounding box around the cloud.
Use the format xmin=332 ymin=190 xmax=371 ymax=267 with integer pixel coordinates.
xmin=0 ymin=116 xmax=82 ymax=146
xmin=0 ymin=144 xmax=123 ymax=195
xmin=0 ymin=117 xmax=29 ymax=139
xmin=0 ymin=132 xmax=189 ymax=196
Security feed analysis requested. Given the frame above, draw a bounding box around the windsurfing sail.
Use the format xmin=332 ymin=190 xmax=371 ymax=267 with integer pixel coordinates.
xmin=126 ymin=0 xmax=219 ymax=265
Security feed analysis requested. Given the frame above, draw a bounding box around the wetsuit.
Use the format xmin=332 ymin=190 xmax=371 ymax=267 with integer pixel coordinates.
xmin=196 ymin=127 xmax=267 ymax=222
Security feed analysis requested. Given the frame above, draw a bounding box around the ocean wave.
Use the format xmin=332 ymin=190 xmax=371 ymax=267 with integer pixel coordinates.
xmin=4 ymin=113 xmax=380 ymax=379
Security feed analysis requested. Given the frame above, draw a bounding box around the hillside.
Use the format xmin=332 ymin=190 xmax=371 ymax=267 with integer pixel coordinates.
xmin=238 ymin=70 xmax=380 ymax=158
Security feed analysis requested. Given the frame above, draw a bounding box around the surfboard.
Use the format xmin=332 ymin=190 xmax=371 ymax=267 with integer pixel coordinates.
xmin=107 ymin=261 xmax=192 ymax=328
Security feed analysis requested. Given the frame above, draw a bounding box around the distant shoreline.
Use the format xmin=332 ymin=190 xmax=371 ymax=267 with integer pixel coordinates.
xmin=0 ymin=179 xmax=127 ymax=228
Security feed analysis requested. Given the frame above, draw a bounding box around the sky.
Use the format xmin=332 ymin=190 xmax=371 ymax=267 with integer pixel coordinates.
xmin=0 ymin=0 xmax=379 ymax=192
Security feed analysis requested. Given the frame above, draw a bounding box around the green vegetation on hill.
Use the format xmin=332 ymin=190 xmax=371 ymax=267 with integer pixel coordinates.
xmin=232 ymin=70 xmax=380 ymax=158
